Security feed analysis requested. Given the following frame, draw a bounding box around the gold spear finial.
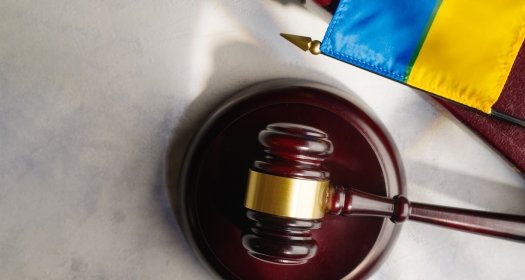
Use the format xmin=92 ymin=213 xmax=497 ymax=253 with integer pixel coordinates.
xmin=280 ymin=33 xmax=322 ymax=55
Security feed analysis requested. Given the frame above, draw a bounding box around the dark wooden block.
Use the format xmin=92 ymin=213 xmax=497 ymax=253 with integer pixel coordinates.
xmin=172 ymin=80 xmax=405 ymax=279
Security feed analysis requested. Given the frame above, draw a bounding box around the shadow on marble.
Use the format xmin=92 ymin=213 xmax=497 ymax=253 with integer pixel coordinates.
xmin=406 ymin=159 xmax=525 ymax=214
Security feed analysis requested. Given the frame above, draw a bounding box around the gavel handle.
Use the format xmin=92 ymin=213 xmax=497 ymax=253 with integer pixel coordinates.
xmin=330 ymin=187 xmax=525 ymax=242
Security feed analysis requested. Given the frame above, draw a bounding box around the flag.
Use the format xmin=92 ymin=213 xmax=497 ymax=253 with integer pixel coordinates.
xmin=320 ymin=0 xmax=525 ymax=114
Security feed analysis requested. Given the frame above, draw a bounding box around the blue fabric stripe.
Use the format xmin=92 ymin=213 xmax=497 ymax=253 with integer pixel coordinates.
xmin=321 ymin=0 xmax=440 ymax=82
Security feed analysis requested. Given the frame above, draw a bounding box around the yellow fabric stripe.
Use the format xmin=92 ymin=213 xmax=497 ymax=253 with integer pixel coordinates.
xmin=407 ymin=0 xmax=525 ymax=113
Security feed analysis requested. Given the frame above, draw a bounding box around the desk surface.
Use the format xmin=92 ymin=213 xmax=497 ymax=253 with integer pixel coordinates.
xmin=1 ymin=1 xmax=524 ymax=279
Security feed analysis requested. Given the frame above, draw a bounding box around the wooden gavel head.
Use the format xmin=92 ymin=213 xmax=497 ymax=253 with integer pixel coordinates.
xmin=242 ymin=123 xmax=336 ymax=265
xmin=242 ymin=122 xmax=525 ymax=267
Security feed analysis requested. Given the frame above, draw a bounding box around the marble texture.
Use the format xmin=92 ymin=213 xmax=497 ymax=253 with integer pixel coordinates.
xmin=0 ymin=0 xmax=524 ymax=279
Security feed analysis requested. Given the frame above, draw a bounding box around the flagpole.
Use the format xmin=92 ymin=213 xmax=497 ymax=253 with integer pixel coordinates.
xmin=491 ymin=110 xmax=525 ymax=128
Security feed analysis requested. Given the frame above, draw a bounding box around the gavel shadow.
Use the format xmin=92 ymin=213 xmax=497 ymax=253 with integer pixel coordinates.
xmin=163 ymin=0 xmax=350 ymax=233
xmin=405 ymin=159 xmax=525 ymax=214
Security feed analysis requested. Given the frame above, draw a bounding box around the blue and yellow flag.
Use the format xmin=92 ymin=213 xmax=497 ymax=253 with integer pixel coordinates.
xmin=320 ymin=0 xmax=525 ymax=113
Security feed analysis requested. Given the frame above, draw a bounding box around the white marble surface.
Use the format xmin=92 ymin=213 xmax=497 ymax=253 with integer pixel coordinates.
xmin=1 ymin=1 xmax=524 ymax=279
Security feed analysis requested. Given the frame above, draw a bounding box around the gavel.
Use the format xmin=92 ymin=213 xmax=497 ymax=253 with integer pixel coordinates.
xmin=242 ymin=123 xmax=525 ymax=265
